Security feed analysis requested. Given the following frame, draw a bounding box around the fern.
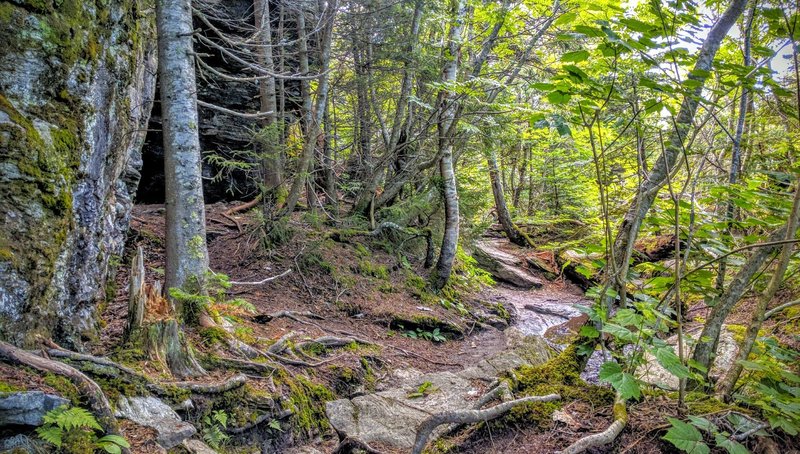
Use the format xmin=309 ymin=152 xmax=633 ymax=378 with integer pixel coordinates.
xmin=36 ymin=405 xmax=129 ymax=453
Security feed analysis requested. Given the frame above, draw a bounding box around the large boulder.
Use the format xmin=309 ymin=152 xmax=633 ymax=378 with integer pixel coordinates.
xmin=0 ymin=391 xmax=69 ymax=426
xmin=115 ymin=396 xmax=196 ymax=449
xmin=327 ymin=331 xmax=553 ymax=450
xmin=0 ymin=0 xmax=157 ymax=348
xmin=473 ymin=240 xmax=543 ymax=289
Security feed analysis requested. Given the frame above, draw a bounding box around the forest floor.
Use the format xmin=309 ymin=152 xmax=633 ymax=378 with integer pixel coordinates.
xmin=4 ymin=203 xmax=798 ymax=453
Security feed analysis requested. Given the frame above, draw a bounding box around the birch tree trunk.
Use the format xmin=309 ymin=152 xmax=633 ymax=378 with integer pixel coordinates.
xmin=157 ymin=0 xmax=210 ymax=297
xmin=610 ymin=0 xmax=748 ymax=292
xmin=431 ymin=0 xmax=467 ymax=290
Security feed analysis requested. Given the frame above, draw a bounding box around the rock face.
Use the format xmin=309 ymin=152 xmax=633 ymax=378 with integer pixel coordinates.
xmin=473 ymin=240 xmax=543 ymax=289
xmin=326 ymin=330 xmax=553 ymax=450
xmin=0 ymin=391 xmax=69 ymax=426
xmin=115 ymin=396 xmax=197 ymax=449
xmin=0 ymin=0 xmax=157 ymax=347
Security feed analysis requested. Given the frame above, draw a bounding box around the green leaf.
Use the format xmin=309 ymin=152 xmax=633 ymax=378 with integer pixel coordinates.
xmin=714 ymin=434 xmax=750 ymax=454
xmin=561 ymin=50 xmax=590 ymax=63
xmin=663 ymin=418 xmax=710 ymax=454
xmin=554 ymin=12 xmax=577 ymax=26
xmin=598 ymin=362 xmax=641 ymax=399
xmin=547 ymin=91 xmax=571 ymax=104
xmin=98 ymin=435 xmax=130 ymax=448
xmin=654 ymin=346 xmax=690 ymax=379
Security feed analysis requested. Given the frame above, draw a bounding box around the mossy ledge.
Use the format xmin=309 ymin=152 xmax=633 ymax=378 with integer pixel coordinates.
xmin=0 ymin=0 xmax=157 ymax=348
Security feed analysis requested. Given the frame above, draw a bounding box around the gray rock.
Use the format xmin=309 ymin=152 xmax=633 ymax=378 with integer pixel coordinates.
xmin=0 ymin=391 xmax=69 ymax=426
xmin=0 ymin=1 xmax=157 ymax=349
xmin=182 ymin=439 xmax=218 ymax=454
xmin=638 ymin=326 xmax=740 ymax=390
xmin=327 ymin=333 xmax=553 ymax=450
xmin=473 ymin=241 xmax=543 ymax=288
xmin=115 ymin=396 xmax=196 ymax=449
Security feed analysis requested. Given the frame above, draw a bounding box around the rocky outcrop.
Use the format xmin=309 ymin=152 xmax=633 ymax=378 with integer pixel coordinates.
xmin=0 ymin=0 xmax=157 ymax=347
xmin=473 ymin=240 xmax=543 ymax=289
xmin=326 ymin=330 xmax=553 ymax=450
xmin=0 ymin=391 xmax=69 ymax=426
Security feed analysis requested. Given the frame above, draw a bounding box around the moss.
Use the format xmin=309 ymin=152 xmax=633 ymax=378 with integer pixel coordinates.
xmin=199 ymin=326 xmax=229 ymax=347
xmin=160 ymin=384 xmax=192 ymax=405
xmin=354 ymin=243 xmax=370 ymax=258
xmin=503 ymin=345 xmax=613 ymax=428
xmin=0 ymin=381 xmax=23 ymax=392
xmin=683 ymin=391 xmax=746 ymax=415
xmin=280 ymin=374 xmax=335 ymax=437
xmin=43 ymin=373 xmax=80 ymax=404
xmin=357 ymin=260 xmax=389 ymax=279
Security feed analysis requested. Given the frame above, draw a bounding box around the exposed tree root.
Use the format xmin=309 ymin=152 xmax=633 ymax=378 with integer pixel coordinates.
xmin=229 ymin=268 xmax=292 ymax=285
xmin=473 ymin=380 xmax=512 ymax=409
xmin=204 ymin=356 xmax=278 ymax=374
xmin=412 ymin=393 xmax=561 ymax=454
xmin=162 ymin=373 xmax=247 ymax=393
xmin=225 ymin=194 xmax=262 ymax=215
xmin=560 ymin=393 xmax=627 ymax=454
xmin=0 ymin=341 xmax=123 ymax=441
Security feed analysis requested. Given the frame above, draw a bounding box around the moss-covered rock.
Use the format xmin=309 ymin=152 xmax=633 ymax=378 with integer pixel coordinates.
xmin=0 ymin=0 xmax=157 ymax=348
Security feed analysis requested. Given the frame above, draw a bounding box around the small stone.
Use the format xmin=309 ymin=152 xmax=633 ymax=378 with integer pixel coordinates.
xmin=182 ymin=439 xmax=217 ymax=454
xmin=115 ymin=396 xmax=196 ymax=449
xmin=0 ymin=391 xmax=69 ymax=426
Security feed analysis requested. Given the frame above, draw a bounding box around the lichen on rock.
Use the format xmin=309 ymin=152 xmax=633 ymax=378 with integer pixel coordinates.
xmin=0 ymin=0 xmax=157 ymax=348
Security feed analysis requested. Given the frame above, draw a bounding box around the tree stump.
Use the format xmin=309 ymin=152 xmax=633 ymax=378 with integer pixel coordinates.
xmin=124 ymin=246 xmax=205 ymax=378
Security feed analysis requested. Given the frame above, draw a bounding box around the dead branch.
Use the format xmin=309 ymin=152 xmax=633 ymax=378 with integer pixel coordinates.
xmin=229 ymin=268 xmax=292 ymax=285
xmin=161 ymin=373 xmax=247 ymax=394
xmin=560 ymin=393 xmax=627 ymax=454
xmin=412 ymin=393 xmax=561 ymax=454
xmin=197 ymin=99 xmax=274 ymax=119
xmin=0 ymin=341 xmax=122 ymax=440
xmin=473 ymin=380 xmax=512 ymax=409
xmin=765 ymin=298 xmax=800 ymax=319
xmin=225 ymin=195 xmax=262 ymax=216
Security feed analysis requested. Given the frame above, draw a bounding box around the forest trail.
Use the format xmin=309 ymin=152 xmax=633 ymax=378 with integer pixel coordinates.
xmin=325 ymin=236 xmax=589 ymax=453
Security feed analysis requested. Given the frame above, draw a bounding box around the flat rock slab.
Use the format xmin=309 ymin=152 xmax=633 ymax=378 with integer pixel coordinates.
xmin=327 ymin=331 xmax=553 ymax=450
xmin=473 ymin=241 xmax=543 ymax=288
xmin=0 ymin=391 xmax=69 ymax=426
xmin=115 ymin=396 xmax=196 ymax=449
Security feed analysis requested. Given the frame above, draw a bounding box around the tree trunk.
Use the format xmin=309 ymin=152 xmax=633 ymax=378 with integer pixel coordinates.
xmin=716 ymin=3 xmax=755 ymax=292
xmin=611 ymin=0 xmax=748 ymax=293
xmin=283 ymin=1 xmax=336 ymax=216
xmin=431 ymin=0 xmax=467 ymax=290
xmin=254 ymin=0 xmax=282 ymax=222
xmin=157 ymin=0 xmax=210 ymax=298
xmin=488 ymin=146 xmax=531 ymax=247
xmin=690 ymin=226 xmax=796 ymax=380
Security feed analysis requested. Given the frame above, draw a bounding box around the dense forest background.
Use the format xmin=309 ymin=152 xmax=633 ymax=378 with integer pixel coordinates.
xmin=0 ymin=0 xmax=799 ymax=452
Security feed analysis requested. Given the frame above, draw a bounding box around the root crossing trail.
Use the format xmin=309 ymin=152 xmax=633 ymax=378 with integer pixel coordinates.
xmin=325 ymin=238 xmax=589 ymax=452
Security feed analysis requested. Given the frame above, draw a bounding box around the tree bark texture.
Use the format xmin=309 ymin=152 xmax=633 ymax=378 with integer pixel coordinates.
xmin=157 ymin=0 xmax=210 ymax=297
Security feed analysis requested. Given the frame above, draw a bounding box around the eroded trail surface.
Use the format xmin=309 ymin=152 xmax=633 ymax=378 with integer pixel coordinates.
xmin=325 ymin=238 xmax=589 ymax=453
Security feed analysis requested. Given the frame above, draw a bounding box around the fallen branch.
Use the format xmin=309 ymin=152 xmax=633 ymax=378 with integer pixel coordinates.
xmin=412 ymin=393 xmax=561 ymax=454
xmin=473 ymin=381 xmax=512 ymax=409
xmin=229 ymin=268 xmax=292 ymax=285
xmin=161 ymin=373 xmax=247 ymax=394
xmin=560 ymin=393 xmax=627 ymax=454
xmin=225 ymin=195 xmax=262 ymax=216
xmin=0 ymin=341 xmax=122 ymax=440
xmin=765 ymin=299 xmax=800 ymax=319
